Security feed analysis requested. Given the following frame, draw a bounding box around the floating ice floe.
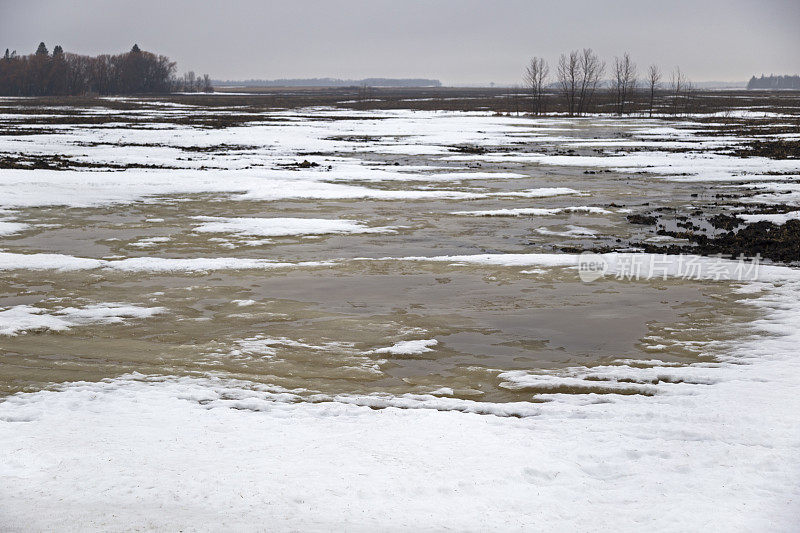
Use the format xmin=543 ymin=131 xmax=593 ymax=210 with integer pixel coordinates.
xmin=192 ymin=216 xmax=396 ymax=237
xmin=535 ymin=225 xmax=598 ymax=238
xmin=128 ymin=236 xmax=172 ymax=248
xmin=490 ymin=187 xmax=581 ymax=198
xmin=372 ymin=339 xmax=438 ymax=355
xmin=0 ymin=302 xmax=164 ymax=336
xmin=225 ymin=335 xmax=352 ymax=359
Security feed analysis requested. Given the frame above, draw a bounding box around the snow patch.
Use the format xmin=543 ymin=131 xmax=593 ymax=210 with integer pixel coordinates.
xmin=535 ymin=225 xmax=598 ymax=238
xmin=192 ymin=216 xmax=395 ymax=237
xmin=739 ymin=211 xmax=800 ymax=224
xmin=0 ymin=303 xmax=164 ymax=336
xmin=373 ymin=339 xmax=438 ymax=355
xmin=0 ymin=220 xmax=28 ymax=236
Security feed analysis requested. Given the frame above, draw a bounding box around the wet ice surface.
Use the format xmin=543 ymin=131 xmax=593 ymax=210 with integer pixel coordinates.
xmin=1 ymin=99 xmax=799 ymax=530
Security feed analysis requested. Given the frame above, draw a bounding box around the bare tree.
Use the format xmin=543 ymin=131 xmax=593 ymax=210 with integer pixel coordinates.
xmin=682 ymin=78 xmax=696 ymax=115
xmin=202 ymin=74 xmax=213 ymax=93
xmin=647 ymin=64 xmax=661 ymax=117
xmin=523 ymin=57 xmax=549 ymax=115
xmin=576 ymin=48 xmax=605 ymax=116
xmin=183 ymin=70 xmax=196 ymax=91
xmin=557 ymin=50 xmax=579 ymax=116
xmin=611 ymin=53 xmax=637 ymax=115
xmin=669 ymin=67 xmax=687 ymax=115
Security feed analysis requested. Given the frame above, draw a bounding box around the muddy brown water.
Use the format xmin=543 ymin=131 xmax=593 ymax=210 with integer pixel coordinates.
xmin=0 ymin=262 xmax=750 ymax=401
xmin=0 ymin=102 xmax=770 ymax=402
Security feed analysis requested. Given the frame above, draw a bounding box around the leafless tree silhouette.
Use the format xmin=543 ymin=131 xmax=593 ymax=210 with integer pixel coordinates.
xmin=647 ymin=64 xmax=661 ymax=117
xmin=611 ymin=53 xmax=637 ymax=115
xmin=523 ymin=57 xmax=549 ymax=115
xmin=669 ymin=67 xmax=691 ymax=115
xmin=576 ymin=48 xmax=605 ymax=116
xmin=557 ymin=50 xmax=579 ymax=116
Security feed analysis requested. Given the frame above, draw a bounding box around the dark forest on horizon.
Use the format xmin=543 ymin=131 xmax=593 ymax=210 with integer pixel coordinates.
xmin=0 ymin=43 xmax=212 ymax=96
xmin=747 ymin=75 xmax=800 ymax=90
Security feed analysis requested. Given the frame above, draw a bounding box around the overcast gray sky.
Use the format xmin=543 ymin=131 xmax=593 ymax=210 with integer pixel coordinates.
xmin=1 ymin=0 xmax=798 ymax=84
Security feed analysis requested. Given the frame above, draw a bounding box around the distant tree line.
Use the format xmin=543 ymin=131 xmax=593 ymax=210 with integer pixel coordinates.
xmin=214 ymin=77 xmax=442 ymax=88
xmin=0 ymin=42 xmax=212 ymax=96
xmin=521 ymin=50 xmax=698 ymax=117
xmin=747 ymin=75 xmax=800 ymax=90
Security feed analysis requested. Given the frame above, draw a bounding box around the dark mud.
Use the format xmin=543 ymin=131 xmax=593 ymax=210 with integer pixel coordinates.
xmin=617 ymin=203 xmax=800 ymax=262
xmin=0 ymin=154 xmax=178 ymax=170
xmin=640 ymin=221 xmax=800 ymax=262
xmin=730 ymin=140 xmax=800 ymax=159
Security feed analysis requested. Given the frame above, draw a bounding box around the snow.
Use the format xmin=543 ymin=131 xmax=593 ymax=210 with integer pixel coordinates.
xmin=226 ymin=337 xmax=293 ymax=358
xmin=56 ymin=303 xmax=165 ymax=324
xmin=739 ymin=211 xmax=800 ymax=224
xmin=129 ymin=236 xmax=172 ymax=248
xmin=9 ymin=108 xmax=786 ymax=214
xmin=373 ymin=339 xmax=438 ymax=355
xmin=0 ymin=168 xmax=579 ymax=209
xmin=0 ymin=306 xmax=74 ymax=336
xmin=522 ymin=152 xmax=800 ymax=182
xmin=192 ymin=216 xmax=395 ymax=237
xmin=0 ymin=109 xmax=594 ymax=212
xmin=0 ymin=252 xmax=105 ymax=271
xmin=0 ymin=220 xmax=28 ymax=236
xmin=0 ymin=252 xmax=334 ymax=273
xmin=493 ymin=187 xmax=580 ymax=198
xmin=535 ymin=225 xmax=598 ymax=238
xmin=223 ymin=336 xmax=351 ymax=359
xmin=738 ymin=183 xmax=800 ymax=206
xmin=106 ymin=257 xmax=335 ymax=273
xmin=0 ymin=303 xmax=164 ymax=336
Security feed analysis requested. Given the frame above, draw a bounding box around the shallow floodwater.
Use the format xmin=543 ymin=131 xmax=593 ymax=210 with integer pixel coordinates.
xmin=0 ymin=102 xmax=770 ymax=400
xmin=0 ymin=262 xmax=748 ymax=399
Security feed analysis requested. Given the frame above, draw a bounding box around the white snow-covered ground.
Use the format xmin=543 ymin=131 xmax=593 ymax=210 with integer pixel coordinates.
xmin=0 ymin=107 xmax=795 ymax=216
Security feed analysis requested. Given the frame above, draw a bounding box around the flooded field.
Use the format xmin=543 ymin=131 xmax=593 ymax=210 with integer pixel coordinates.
xmin=1 ymin=95 xmax=800 ymax=530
